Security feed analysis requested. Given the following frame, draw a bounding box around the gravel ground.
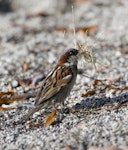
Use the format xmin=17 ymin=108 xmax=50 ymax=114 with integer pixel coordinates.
xmin=0 ymin=0 xmax=128 ymax=149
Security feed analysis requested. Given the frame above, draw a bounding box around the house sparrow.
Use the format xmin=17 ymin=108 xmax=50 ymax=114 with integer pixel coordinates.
xmin=23 ymin=48 xmax=79 ymax=121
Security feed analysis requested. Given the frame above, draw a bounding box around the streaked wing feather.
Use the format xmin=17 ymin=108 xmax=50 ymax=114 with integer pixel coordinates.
xmin=55 ymin=75 xmax=72 ymax=86
xmin=35 ymin=66 xmax=72 ymax=105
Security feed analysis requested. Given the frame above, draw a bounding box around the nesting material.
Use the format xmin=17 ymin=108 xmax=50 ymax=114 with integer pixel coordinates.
xmin=77 ymin=41 xmax=96 ymax=69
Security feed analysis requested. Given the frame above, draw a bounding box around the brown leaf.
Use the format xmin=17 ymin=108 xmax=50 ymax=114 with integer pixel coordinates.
xmin=13 ymin=93 xmax=37 ymax=99
xmin=105 ymin=85 xmax=117 ymax=90
xmin=93 ymin=79 xmax=109 ymax=87
xmin=44 ymin=111 xmax=56 ymax=127
xmin=56 ymin=25 xmax=98 ymax=34
xmin=27 ymin=122 xmax=40 ymax=128
xmin=27 ymin=12 xmax=49 ymax=18
xmin=0 ymin=92 xmax=37 ymax=106
xmin=0 ymin=91 xmax=14 ymax=97
xmin=0 ymin=93 xmax=24 ymax=106
xmin=0 ymin=92 xmax=14 ymax=106
xmin=76 ymin=25 xmax=98 ymax=33
xmin=18 ymin=78 xmax=32 ymax=88
xmin=82 ymin=90 xmax=96 ymax=97
xmin=93 ymin=79 xmax=102 ymax=86
xmin=107 ymin=85 xmax=128 ymax=91
xmin=55 ymin=27 xmax=67 ymax=32
xmin=103 ymin=85 xmax=122 ymax=91
xmin=23 ymin=60 xmax=29 ymax=72
xmin=0 ymin=107 xmax=15 ymax=111
xmin=96 ymin=64 xmax=110 ymax=72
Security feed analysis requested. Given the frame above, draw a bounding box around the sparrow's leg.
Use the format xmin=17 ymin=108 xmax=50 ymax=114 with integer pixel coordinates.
xmin=59 ymin=101 xmax=65 ymax=114
xmin=52 ymin=105 xmax=57 ymax=111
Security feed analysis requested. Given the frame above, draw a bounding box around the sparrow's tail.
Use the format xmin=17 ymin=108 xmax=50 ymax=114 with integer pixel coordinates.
xmin=23 ymin=105 xmax=42 ymax=121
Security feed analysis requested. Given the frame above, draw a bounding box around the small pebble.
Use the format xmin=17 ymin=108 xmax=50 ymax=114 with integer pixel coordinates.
xmin=11 ymin=80 xmax=19 ymax=88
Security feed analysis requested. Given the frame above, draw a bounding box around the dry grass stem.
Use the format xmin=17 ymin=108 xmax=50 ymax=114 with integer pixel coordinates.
xmin=77 ymin=41 xmax=96 ymax=69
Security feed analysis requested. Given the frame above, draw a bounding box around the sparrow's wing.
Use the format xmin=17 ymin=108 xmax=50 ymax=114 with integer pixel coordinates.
xmin=35 ymin=65 xmax=72 ymax=105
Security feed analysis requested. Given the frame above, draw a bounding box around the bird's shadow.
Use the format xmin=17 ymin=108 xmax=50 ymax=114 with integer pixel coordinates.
xmin=72 ymin=91 xmax=128 ymax=111
xmin=15 ymin=92 xmax=128 ymax=128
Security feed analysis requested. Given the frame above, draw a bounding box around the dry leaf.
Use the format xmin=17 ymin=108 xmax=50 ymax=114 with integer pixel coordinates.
xmin=0 ymin=92 xmax=14 ymax=106
xmin=0 ymin=93 xmax=24 ymax=106
xmin=0 ymin=91 xmax=14 ymax=97
xmin=18 ymin=78 xmax=32 ymax=88
xmin=27 ymin=122 xmax=40 ymax=128
xmin=77 ymin=25 xmax=98 ymax=33
xmin=105 ymin=85 xmax=118 ymax=90
xmin=0 ymin=107 xmax=15 ymax=111
xmin=23 ymin=60 xmax=29 ymax=72
xmin=0 ymin=92 xmax=37 ymax=106
xmin=93 ymin=79 xmax=102 ymax=86
xmin=82 ymin=90 xmax=96 ymax=97
xmin=56 ymin=25 xmax=98 ymax=34
xmin=27 ymin=12 xmax=49 ymax=18
xmin=96 ymin=64 xmax=110 ymax=72
xmin=44 ymin=111 xmax=56 ymax=127
xmin=10 ymin=93 xmax=37 ymax=100
xmin=105 ymin=85 xmax=128 ymax=91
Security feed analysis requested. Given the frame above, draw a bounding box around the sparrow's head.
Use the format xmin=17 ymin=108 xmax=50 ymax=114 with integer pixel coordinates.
xmin=58 ymin=48 xmax=79 ymax=66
